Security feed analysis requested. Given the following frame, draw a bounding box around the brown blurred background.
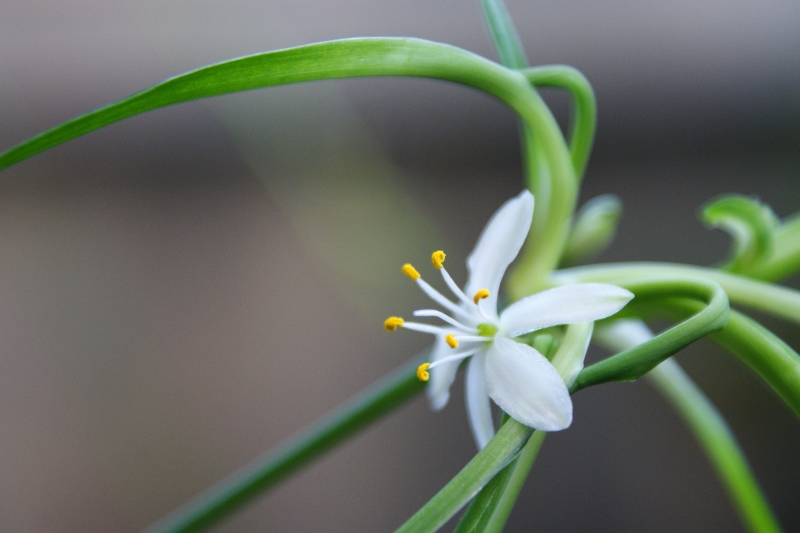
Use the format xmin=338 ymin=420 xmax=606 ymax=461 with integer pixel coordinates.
xmin=1 ymin=1 xmax=799 ymax=531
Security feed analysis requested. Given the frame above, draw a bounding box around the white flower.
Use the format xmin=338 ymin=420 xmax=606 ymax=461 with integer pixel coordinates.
xmin=385 ymin=190 xmax=633 ymax=448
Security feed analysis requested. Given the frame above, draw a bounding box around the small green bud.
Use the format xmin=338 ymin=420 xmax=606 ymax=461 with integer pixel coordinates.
xmin=561 ymin=194 xmax=623 ymax=267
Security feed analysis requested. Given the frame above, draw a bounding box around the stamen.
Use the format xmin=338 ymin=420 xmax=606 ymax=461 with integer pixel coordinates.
xmin=412 ymin=309 xmax=477 ymax=333
xmin=431 ymin=250 xmax=446 ymax=269
xmin=402 ymin=263 xmax=421 ymax=280
xmin=415 ymin=278 xmax=472 ymax=320
xmin=428 ymin=346 xmax=482 ymax=369
xmin=384 ymin=317 xmax=404 ymax=331
xmin=402 ymin=321 xmax=452 ymax=335
xmin=439 ymin=267 xmax=473 ymax=307
xmin=452 ymin=334 xmax=491 ymax=343
xmin=416 ymin=363 xmax=431 ymax=382
xmin=445 ymin=333 xmax=459 ymax=348
xmin=473 ymin=289 xmax=490 ymax=304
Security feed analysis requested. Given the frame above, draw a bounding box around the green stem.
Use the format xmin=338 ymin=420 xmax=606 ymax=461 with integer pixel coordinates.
xmin=394 ymin=419 xmax=534 ymax=533
xmin=648 ymin=360 xmax=782 ymax=533
xmin=143 ymin=354 xmax=426 ymax=533
xmin=522 ymin=65 xmax=597 ymax=179
xmin=479 ymin=0 xmax=528 ymax=69
xmin=659 ymin=301 xmax=800 ymax=418
xmin=572 ymin=277 xmax=730 ymax=391
xmin=556 ymin=261 xmax=800 ymax=324
xmin=452 ymin=456 xmax=519 ymax=533
xmin=480 ymin=431 xmax=547 ymax=533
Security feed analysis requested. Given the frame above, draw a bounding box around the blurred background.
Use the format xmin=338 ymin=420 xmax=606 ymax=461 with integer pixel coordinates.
xmin=1 ymin=1 xmax=799 ymax=531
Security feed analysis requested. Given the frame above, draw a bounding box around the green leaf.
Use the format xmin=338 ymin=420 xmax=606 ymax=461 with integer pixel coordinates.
xmin=701 ymin=194 xmax=779 ymax=273
xmin=742 ymin=211 xmax=800 ymax=282
xmin=0 ymin=38 xmax=539 ymax=171
xmin=571 ymin=276 xmax=729 ymax=392
xmin=560 ymin=194 xmax=623 ymax=267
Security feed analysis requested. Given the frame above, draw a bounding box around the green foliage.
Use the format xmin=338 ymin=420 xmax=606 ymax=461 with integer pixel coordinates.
xmin=702 ymin=194 xmax=780 ymax=273
xmin=1 ymin=2 xmax=798 ymax=532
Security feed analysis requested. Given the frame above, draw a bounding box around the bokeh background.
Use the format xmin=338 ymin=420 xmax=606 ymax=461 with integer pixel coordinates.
xmin=1 ymin=1 xmax=799 ymax=531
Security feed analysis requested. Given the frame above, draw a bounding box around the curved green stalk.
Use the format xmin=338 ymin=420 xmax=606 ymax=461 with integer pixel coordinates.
xmin=572 ymin=277 xmax=729 ymax=391
xmin=657 ymin=301 xmax=800 ymax=418
xmin=143 ymin=354 xmax=426 ymax=533
xmin=0 ymin=39 xmax=570 ymax=185
xmin=523 ymin=65 xmax=597 ymax=178
xmin=648 ymin=360 xmax=782 ymax=533
xmin=747 ymin=212 xmax=800 ymax=281
xmin=555 ymin=262 xmax=800 ymax=324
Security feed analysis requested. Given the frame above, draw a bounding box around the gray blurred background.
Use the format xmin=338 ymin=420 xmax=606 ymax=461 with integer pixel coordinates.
xmin=1 ymin=1 xmax=799 ymax=531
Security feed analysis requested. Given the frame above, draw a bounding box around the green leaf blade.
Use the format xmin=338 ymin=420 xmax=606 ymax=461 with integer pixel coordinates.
xmin=0 ymin=38 xmax=527 ymax=171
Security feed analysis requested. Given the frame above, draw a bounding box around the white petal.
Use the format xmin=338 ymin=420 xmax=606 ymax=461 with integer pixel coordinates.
xmin=484 ymin=336 xmax=572 ymax=431
xmin=465 ymin=352 xmax=495 ymax=450
xmin=426 ymin=336 xmax=460 ymax=411
xmin=499 ymin=283 xmax=633 ymax=338
xmin=465 ymin=190 xmax=534 ymax=313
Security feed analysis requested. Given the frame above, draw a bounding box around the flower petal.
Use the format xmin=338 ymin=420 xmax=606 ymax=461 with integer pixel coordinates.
xmin=484 ymin=336 xmax=572 ymax=431
xmin=426 ymin=336 xmax=460 ymax=411
xmin=499 ymin=283 xmax=633 ymax=338
xmin=465 ymin=190 xmax=534 ymax=314
xmin=465 ymin=352 xmax=494 ymax=450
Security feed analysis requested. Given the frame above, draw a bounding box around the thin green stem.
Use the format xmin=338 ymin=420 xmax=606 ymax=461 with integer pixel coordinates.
xmin=394 ymin=419 xmax=534 ymax=533
xmin=556 ymin=262 xmax=800 ymax=325
xmin=522 ymin=65 xmax=597 ymax=179
xmin=657 ymin=301 xmax=800 ymax=418
xmin=143 ymin=354 xmax=426 ymax=533
xmin=572 ymin=277 xmax=730 ymax=392
xmin=480 ymin=431 xmax=547 ymax=533
xmin=648 ymin=360 xmax=782 ymax=533
xmin=452 ymin=456 xmax=519 ymax=533
xmin=479 ymin=0 xmax=528 ymax=69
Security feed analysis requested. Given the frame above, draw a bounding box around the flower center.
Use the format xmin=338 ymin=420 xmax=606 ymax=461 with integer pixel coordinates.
xmin=476 ymin=323 xmax=498 ymax=337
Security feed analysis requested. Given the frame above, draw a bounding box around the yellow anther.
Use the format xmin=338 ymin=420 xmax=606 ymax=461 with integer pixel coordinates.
xmin=431 ymin=250 xmax=446 ymax=269
xmin=384 ymin=316 xmax=404 ymax=332
xmin=473 ymin=289 xmax=490 ymax=304
xmin=445 ymin=333 xmax=459 ymax=349
xmin=416 ymin=362 xmax=431 ymax=382
xmin=402 ymin=263 xmax=421 ymax=280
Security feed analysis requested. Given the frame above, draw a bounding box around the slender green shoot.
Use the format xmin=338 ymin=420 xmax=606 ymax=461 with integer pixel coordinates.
xmin=648 ymin=360 xmax=782 ymax=533
xmin=143 ymin=354 xmax=426 ymax=533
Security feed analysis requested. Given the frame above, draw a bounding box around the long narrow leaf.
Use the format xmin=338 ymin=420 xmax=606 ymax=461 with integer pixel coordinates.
xmin=0 ymin=38 xmax=536 ymax=171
